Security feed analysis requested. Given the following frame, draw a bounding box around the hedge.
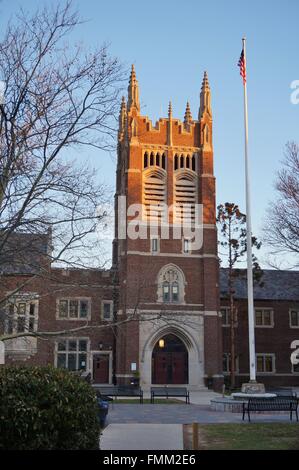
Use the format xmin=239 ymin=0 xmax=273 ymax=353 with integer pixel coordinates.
xmin=0 ymin=366 xmax=101 ymax=450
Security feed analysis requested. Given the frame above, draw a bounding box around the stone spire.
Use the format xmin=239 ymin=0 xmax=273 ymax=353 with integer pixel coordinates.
xmin=167 ymin=101 xmax=172 ymax=146
xmin=184 ymin=101 xmax=192 ymax=128
xmin=118 ymin=96 xmax=127 ymax=140
xmin=127 ymin=64 xmax=140 ymax=112
xmin=199 ymin=71 xmax=212 ymax=119
xmin=168 ymin=101 xmax=172 ymax=119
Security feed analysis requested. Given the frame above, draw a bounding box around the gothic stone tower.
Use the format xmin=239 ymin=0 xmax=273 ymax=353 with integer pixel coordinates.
xmin=114 ymin=66 xmax=223 ymax=391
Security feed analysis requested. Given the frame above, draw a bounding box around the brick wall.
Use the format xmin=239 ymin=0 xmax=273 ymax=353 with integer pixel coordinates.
xmin=221 ymin=298 xmax=299 ymax=387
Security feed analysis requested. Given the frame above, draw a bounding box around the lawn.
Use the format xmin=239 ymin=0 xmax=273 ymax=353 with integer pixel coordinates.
xmin=183 ymin=423 xmax=299 ymax=450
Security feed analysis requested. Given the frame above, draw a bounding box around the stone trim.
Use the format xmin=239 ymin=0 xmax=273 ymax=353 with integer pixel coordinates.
xmin=126 ymin=251 xmax=218 ymax=259
xmin=125 ymin=308 xmax=204 ymax=315
xmin=204 ymin=311 xmax=219 ymax=316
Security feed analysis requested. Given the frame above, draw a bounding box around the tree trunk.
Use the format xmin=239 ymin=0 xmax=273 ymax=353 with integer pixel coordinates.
xmin=230 ymin=292 xmax=236 ymax=389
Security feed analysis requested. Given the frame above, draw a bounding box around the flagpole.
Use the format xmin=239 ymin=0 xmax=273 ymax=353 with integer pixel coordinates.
xmin=242 ymin=37 xmax=256 ymax=383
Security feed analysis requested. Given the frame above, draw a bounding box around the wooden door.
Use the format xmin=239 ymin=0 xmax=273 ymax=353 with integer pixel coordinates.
xmin=171 ymin=352 xmax=186 ymax=384
xmin=93 ymin=354 xmax=109 ymax=383
xmin=152 ymin=352 xmax=187 ymax=384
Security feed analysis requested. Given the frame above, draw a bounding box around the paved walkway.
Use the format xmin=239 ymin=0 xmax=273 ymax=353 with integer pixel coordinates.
xmin=101 ymin=395 xmax=299 ymax=450
xmin=106 ymin=403 xmax=295 ymax=424
xmin=101 ymin=424 xmax=183 ymax=450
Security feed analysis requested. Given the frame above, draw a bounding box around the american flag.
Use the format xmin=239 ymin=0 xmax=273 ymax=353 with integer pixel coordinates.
xmin=238 ymin=49 xmax=246 ymax=85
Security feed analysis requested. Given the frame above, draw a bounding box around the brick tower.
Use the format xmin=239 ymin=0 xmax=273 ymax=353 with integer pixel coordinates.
xmin=113 ymin=66 xmax=223 ymax=391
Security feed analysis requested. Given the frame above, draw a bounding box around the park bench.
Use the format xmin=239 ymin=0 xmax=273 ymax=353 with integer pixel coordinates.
xmin=96 ymin=385 xmax=144 ymax=403
xmin=150 ymin=386 xmax=190 ymax=404
xmin=242 ymin=396 xmax=299 ymax=422
xmin=266 ymin=388 xmax=297 ymax=397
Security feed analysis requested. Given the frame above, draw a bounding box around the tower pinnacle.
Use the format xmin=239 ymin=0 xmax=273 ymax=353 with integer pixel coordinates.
xmin=199 ymin=71 xmax=212 ymax=119
xmin=118 ymin=96 xmax=127 ymax=140
xmin=127 ymin=64 xmax=140 ymax=112
xmin=167 ymin=101 xmax=173 ymax=146
xmin=184 ymin=101 xmax=192 ymax=128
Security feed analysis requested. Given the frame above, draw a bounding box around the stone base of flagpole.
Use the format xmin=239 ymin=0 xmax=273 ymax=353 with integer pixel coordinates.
xmin=241 ymin=382 xmax=265 ymax=394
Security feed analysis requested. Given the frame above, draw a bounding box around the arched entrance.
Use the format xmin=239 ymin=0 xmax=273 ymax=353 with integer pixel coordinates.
xmin=152 ymin=334 xmax=188 ymax=384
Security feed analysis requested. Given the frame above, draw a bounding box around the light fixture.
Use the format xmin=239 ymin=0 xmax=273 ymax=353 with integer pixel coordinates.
xmin=159 ymin=339 xmax=165 ymax=348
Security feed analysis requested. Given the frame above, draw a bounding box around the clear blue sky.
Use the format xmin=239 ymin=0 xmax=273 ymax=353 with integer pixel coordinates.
xmin=1 ymin=0 xmax=298 ymax=267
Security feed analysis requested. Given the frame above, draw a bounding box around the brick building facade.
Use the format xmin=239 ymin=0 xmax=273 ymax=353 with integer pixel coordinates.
xmin=220 ymin=270 xmax=299 ymax=388
xmin=1 ymin=67 xmax=298 ymax=391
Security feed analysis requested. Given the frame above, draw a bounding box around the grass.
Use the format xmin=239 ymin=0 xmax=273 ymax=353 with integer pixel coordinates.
xmin=183 ymin=423 xmax=299 ymax=450
xmin=112 ymin=398 xmax=184 ymax=404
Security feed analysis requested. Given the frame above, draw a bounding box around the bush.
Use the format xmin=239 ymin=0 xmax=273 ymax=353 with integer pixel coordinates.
xmin=0 ymin=366 xmax=101 ymax=450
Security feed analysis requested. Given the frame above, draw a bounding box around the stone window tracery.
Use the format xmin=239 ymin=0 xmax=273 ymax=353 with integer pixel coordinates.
xmin=157 ymin=265 xmax=185 ymax=303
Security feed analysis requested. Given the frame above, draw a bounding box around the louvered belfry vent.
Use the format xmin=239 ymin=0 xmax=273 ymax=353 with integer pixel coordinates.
xmin=174 ymin=174 xmax=197 ymax=224
xmin=143 ymin=169 xmax=166 ymax=221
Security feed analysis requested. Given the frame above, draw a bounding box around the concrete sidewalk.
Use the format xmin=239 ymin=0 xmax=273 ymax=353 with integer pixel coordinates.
xmin=100 ymin=424 xmax=183 ymax=450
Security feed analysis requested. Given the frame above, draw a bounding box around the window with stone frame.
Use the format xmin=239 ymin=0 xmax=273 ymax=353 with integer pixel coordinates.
xmin=151 ymin=237 xmax=159 ymax=253
xmin=255 ymin=308 xmax=274 ymax=327
xmin=162 ymin=282 xmax=170 ymax=302
xmin=220 ymin=307 xmax=238 ymax=327
xmin=290 ymin=309 xmax=299 ymax=328
xmin=5 ymin=295 xmax=39 ymax=334
xmin=183 ymin=238 xmax=191 ymax=254
xmin=221 ymin=307 xmax=230 ymax=326
xmin=158 ymin=265 xmax=185 ymax=304
xmin=56 ymin=338 xmax=89 ymax=371
xmin=57 ymin=298 xmax=90 ymax=320
xmin=256 ymin=354 xmax=275 ymax=373
xmin=102 ymin=301 xmax=113 ymax=321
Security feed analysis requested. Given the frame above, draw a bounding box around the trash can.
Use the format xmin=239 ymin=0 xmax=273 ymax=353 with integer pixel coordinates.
xmin=207 ymin=377 xmax=213 ymax=389
xmin=97 ymin=397 xmax=109 ymax=428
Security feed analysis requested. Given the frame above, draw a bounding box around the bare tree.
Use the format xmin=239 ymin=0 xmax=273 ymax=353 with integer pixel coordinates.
xmin=0 ymin=1 xmax=124 ymax=267
xmin=217 ymin=202 xmax=262 ymax=389
xmin=0 ymin=1 xmax=125 ymax=341
xmin=263 ymin=142 xmax=299 ymax=268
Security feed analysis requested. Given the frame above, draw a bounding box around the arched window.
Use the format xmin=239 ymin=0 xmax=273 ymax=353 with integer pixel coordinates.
xmin=156 ymin=153 xmax=160 ymax=167
xmin=174 ymin=154 xmax=178 ymax=170
xmin=162 ymin=282 xmax=170 ymax=302
xmin=186 ymin=155 xmax=190 ymax=169
xmin=180 ymin=155 xmax=184 ymax=168
xmin=144 ymin=152 xmax=148 ymax=168
xmin=161 ymin=153 xmax=166 ymax=169
xmin=157 ymin=265 xmax=185 ymax=303
xmin=150 ymin=152 xmax=155 ymax=166
xmin=191 ymin=155 xmax=196 ymax=171
xmin=171 ymin=282 xmax=179 ymax=302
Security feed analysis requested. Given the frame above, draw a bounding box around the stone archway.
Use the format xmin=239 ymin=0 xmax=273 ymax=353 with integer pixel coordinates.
xmin=139 ymin=320 xmax=205 ymax=390
xmin=152 ymin=334 xmax=188 ymax=384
